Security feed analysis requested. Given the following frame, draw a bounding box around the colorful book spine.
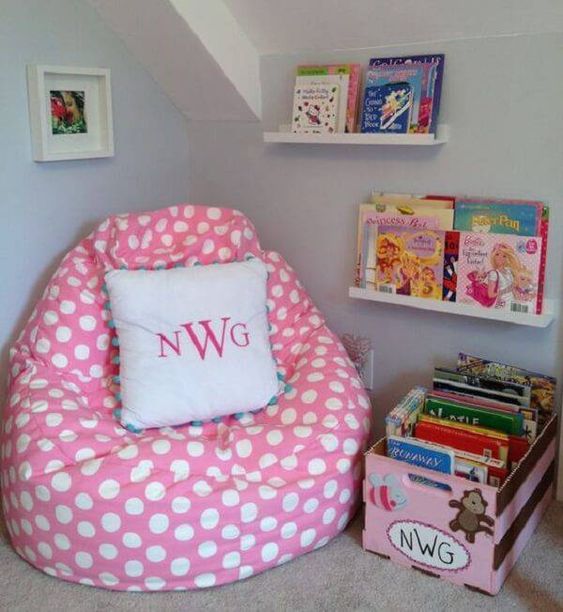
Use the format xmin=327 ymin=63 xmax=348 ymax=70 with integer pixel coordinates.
xmin=442 ymin=230 xmax=459 ymax=301
xmin=415 ymin=419 xmax=509 ymax=464
xmin=424 ymin=396 xmax=524 ymax=436
xmin=385 ymin=386 xmax=427 ymax=437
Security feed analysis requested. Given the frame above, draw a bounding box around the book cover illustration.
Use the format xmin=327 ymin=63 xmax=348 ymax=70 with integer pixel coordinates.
xmin=457 ymin=232 xmax=542 ymax=314
xmin=454 ymin=199 xmax=542 ymax=236
xmin=297 ymin=64 xmax=361 ymax=132
xmin=361 ymin=83 xmax=413 ymax=133
xmin=433 ymin=367 xmax=532 ymax=408
xmin=457 ymin=352 xmax=556 ymax=419
xmin=369 ymin=54 xmax=445 ymax=133
xmin=364 ymin=225 xmax=444 ymax=299
xmin=291 ymin=76 xmax=342 ymax=134
xmin=361 ymin=65 xmax=424 ymax=133
xmin=387 ymin=435 xmax=455 ymax=474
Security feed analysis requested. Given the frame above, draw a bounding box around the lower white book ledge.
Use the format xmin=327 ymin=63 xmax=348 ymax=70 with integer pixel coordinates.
xmin=349 ymin=287 xmax=555 ymax=328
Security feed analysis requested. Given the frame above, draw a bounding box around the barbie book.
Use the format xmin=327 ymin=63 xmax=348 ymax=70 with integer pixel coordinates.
xmin=457 ymin=232 xmax=543 ymax=314
xmin=363 ymin=225 xmax=445 ymax=299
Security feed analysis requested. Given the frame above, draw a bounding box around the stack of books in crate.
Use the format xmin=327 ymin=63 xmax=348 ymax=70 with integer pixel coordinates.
xmin=384 ymin=353 xmax=556 ymax=487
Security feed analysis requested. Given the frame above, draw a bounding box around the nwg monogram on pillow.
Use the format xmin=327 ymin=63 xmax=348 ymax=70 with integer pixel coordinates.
xmin=157 ymin=317 xmax=251 ymax=360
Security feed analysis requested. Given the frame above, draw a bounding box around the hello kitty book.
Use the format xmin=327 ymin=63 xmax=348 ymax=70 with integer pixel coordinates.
xmin=457 ymin=232 xmax=542 ymax=314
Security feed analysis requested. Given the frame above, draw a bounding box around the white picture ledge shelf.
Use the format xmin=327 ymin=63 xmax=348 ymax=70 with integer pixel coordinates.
xmin=349 ymin=287 xmax=555 ymax=328
xmin=264 ymin=125 xmax=449 ymax=146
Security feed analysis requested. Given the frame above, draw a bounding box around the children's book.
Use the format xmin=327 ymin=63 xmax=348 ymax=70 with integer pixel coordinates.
xmin=454 ymin=199 xmax=543 ymax=236
xmin=457 ymin=352 xmax=556 ymax=420
xmin=291 ymin=75 xmax=347 ymax=133
xmin=456 ymin=232 xmax=543 ymax=315
xmin=369 ymin=54 xmax=445 ymax=133
xmin=364 ymin=225 xmax=445 ymax=299
xmin=424 ymin=395 xmax=524 ymax=436
xmin=385 ymin=386 xmax=427 ymax=437
xmin=297 ymin=64 xmax=361 ymax=133
xmin=415 ymin=418 xmax=509 ymax=464
xmin=387 ymin=435 xmax=455 ymax=474
xmin=354 ymin=199 xmax=453 ymax=287
xmin=361 ymin=82 xmax=413 ymax=134
xmin=368 ymin=195 xmax=455 ymax=227
xmin=454 ymin=198 xmax=548 ymax=315
xmin=361 ymin=65 xmax=424 ymax=133
xmin=433 ymin=367 xmax=532 ymax=408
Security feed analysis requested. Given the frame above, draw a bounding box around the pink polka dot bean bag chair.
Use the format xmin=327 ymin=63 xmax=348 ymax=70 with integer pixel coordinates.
xmin=1 ymin=205 xmax=371 ymax=591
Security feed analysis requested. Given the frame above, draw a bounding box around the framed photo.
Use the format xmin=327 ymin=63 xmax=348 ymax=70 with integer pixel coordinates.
xmin=26 ymin=65 xmax=114 ymax=162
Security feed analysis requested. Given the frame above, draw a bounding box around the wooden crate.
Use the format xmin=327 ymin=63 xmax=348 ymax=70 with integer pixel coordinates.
xmin=362 ymin=417 xmax=557 ymax=595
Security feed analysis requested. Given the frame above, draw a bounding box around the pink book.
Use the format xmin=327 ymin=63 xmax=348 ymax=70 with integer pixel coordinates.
xmin=457 ymin=232 xmax=542 ymax=315
xmin=297 ymin=64 xmax=361 ymax=133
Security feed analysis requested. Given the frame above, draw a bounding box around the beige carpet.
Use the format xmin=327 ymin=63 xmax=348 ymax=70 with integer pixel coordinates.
xmin=0 ymin=503 xmax=561 ymax=612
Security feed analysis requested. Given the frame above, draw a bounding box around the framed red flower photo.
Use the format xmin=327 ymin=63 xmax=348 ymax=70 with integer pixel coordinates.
xmin=27 ymin=65 xmax=114 ymax=161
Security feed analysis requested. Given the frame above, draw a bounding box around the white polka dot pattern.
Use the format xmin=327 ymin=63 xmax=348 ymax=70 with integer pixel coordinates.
xmin=0 ymin=205 xmax=370 ymax=591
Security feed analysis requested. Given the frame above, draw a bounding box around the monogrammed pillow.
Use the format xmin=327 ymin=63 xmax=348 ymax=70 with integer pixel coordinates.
xmin=105 ymin=259 xmax=278 ymax=429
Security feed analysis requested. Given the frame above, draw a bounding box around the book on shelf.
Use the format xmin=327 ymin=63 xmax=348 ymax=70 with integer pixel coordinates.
xmin=354 ymin=194 xmax=548 ymax=316
xmin=361 ymin=64 xmax=424 ymax=134
xmin=291 ymin=74 xmax=347 ymax=134
xmin=456 ymin=232 xmax=543 ymax=315
xmin=297 ymin=64 xmax=361 ymax=133
xmin=453 ymin=198 xmax=549 ymax=314
xmin=369 ymin=54 xmax=445 ymax=134
xmin=361 ymin=224 xmax=450 ymax=300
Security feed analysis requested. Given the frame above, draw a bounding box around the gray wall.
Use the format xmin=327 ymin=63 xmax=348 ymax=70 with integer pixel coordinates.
xmin=0 ymin=0 xmax=190 ymax=397
xmin=188 ymin=33 xmax=563 ymax=492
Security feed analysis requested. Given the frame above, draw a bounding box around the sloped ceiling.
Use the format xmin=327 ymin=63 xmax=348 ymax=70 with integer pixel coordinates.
xmin=88 ymin=0 xmax=260 ymax=121
xmin=90 ymin=0 xmax=563 ymax=121
xmin=224 ymin=0 xmax=563 ymax=54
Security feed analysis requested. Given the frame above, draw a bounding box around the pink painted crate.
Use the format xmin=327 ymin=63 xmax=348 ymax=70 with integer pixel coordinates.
xmin=363 ymin=417 xmax=557 ymax=595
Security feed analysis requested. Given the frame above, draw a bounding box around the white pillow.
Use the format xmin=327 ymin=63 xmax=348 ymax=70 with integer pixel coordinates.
xmin=105 ymin=259 xmax=278 ymax=429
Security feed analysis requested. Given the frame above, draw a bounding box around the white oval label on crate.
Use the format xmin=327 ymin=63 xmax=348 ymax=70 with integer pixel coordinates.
xmin=387 ymin=521 xmax=470 ymax=572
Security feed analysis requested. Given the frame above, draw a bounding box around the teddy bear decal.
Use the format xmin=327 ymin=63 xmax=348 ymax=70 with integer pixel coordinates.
xmin=449 ymin=488 xmax=494 ymax=543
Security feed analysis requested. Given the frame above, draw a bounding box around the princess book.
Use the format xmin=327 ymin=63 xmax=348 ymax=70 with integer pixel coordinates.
xmin=363 ymin=225 xmax=445 ymax=299
xmin=456 ymin=232 xmax=543 ymax=315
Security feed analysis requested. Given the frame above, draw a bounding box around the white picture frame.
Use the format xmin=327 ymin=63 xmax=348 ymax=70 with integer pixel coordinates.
xmin=26 ymin=65 xmax=114 ymax=162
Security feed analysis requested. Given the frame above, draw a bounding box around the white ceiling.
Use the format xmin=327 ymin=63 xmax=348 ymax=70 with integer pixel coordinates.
xmin=224 ymin=0 xmax=563 ymax=55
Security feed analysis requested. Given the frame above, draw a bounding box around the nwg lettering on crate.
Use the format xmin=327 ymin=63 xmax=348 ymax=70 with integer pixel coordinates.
xmin=387 ymin=521 xmax=470 ymax=572
xmin=156 ymin=317 xmax=250 ymax=359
